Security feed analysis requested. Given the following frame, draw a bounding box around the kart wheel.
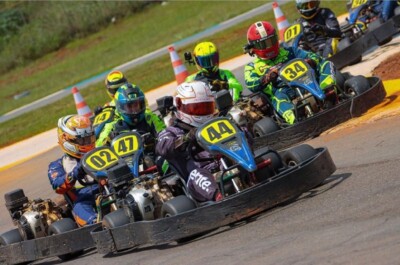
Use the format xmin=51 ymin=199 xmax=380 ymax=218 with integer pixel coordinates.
xmin=161 ymin=195 xmax=196 ymax=218
xmin=282 ymin=144 xmax=318 ymax=167
xmin=254 ymin=147 xmax=283 ymax=182
xmin=102 ymin=209 xmax=130 ymax=229
xmin=48 ymin=218 xmax=83 ymax=261
xmin=0 ymin=228 xmax=23 ymax=245
xmin=337 ymin=37 xmax=351 ymax=52
xmin=344 ymin=75 xmax=370 ymax=96
xmin=253 ymin=117 xmax=279 ymax=137
xmin=368 ymin=20 xmax=393 ymax=45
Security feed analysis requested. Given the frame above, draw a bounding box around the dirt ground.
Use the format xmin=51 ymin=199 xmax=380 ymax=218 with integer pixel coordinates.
xmin=372 ymin=51 xmax=400 ymax=80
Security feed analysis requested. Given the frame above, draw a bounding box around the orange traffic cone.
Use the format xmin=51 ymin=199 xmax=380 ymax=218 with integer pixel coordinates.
xmin=272 ymin=1 xmax=290 ymax=42
xmin=71 ymin=87 xmax=93 ymax=118
xmin=168 ymin=45 xmax=189 ymax=85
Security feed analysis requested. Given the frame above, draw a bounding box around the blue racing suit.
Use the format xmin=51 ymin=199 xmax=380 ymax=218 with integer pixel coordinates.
xmin=48 ymin=155 xmax=98 ymax=226
xmin=244 ymin=46 xmax=336 ymax=124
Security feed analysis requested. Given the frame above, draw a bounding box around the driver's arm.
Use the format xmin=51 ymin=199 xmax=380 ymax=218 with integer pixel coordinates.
xmin=48 ymin=158 xmax=76 ymax=194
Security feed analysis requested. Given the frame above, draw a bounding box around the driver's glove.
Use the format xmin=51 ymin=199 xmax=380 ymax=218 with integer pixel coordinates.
xmin=261 ymin=69 xmax=278 ymax=86
xmin=311 ymin=24 xmax=326 ymax=35
xmin=304 ymin=58 xmax=317 ymax=69
xmin=211 ymin=80 xmax=228 ymax=91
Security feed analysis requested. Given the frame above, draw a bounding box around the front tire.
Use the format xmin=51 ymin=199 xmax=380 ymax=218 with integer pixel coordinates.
xmin=344 ymin=75 xmax=370 ymax=96
xmin=48 ymin=218 xmax=82 ymax=261
xmin=282 ymin=144 xmax=318 ymax=167
xmin=0 ymin=228 xmax=23 ymax=245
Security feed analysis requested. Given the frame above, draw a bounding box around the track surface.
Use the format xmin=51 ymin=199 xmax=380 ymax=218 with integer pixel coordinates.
xmin=1 ymin=38 xmax=400 ymax=265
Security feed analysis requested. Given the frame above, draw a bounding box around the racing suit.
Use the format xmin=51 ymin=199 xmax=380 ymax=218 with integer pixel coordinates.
xmin=96 ymin=109 xmax=166 ymax=157
xmin=48 ymin=155 xmax=99 ymax=226
xmin=155 ymin=118 xmax=221 ymax=202
xmin=244 ymin=46 xmax=336 ymax=124
xmin=297 ymin=8 xmax=342 ymax=58
xmin=185 ymin=69 xmax=243 ymax=102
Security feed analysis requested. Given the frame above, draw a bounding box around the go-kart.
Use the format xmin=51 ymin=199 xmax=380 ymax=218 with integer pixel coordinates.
xmin=224 ymin=57 xmax=379 ymax=140
xmin=282 ymin=22 xmax=363 ymax=69
xmin=0 ymin=189 xmax=101 ymax=264
xmin=89 ymin=112 xmax=336 ymax=255
xmin=339 ymin=0 xmax=400 ymax=61
xmin=81 ymin=131 xmax=193 ymax=230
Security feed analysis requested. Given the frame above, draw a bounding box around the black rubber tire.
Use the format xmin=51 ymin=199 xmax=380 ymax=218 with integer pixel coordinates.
xmin=48 ymin=218 xmax=82 ymax=261
xmin=395 ymin=6 xmax=400 ymax=16
xmin=344 ymin=75 xmax=370 ymax=96
xmin=254 ymin=148 xmax=283 ymax=182
xmin=0 ymin=228 xmax=23 ymax=245
xmin=161 ymin=195 xmax=197 ymax=218
xmin=253 ymin=117 xmax=279 ymax=137
xmin=337 ymin=37 xmax=352 ymax=52
xmin=102 ymin=209 xmax=130 ymax=229
xmin=281 ymin=144 xmax=318 ymax=167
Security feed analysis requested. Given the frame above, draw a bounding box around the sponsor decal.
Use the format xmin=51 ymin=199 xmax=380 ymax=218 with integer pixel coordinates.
xmin=189 ymin=169 xmax=211 ymax=192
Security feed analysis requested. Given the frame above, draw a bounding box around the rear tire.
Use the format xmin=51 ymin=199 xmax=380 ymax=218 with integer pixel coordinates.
xmin=253 ymin=117 xmax=279 ymax=137
xmin=344 ymin=75 xmax=370 ymax=96
xmin=254 ymin=149 xmax=283 ymax=182
xmin=282 ymin=144 xmax=318 ymax=167
xmin=48 ymin=218 xmax=83 ymax=261
xmin=161 ymin=195 xmax=196 ymax=218
xmin=102 ymin=209 xmax=130 ymax=229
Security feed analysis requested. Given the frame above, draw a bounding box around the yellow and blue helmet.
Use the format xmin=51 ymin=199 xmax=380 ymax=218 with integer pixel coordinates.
xmin=193 ymin=41 xmax=219 ymax=75
xmin=115 ymin=83 xmax=146 ymax=126
xmin=105 ymin=70 xmax=128 ymax=99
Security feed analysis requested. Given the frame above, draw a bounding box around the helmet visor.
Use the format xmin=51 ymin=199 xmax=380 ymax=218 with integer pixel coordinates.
xmin=178 ymin=100 xmax=215 ymax=116
xmin=251 ymin=34 xmax=278 ymax=50
xmin=117 ymin=97 xmax=146 ymax=115
xmin=195 ymin=52 xmax=219 ymax=69
xmin=298 ymin=1 xmax=319 ymax=12
xmin=71 ymin=134 xmax=95 ymax=146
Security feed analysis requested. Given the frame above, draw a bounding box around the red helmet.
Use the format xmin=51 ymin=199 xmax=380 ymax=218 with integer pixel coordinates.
xmin=247 ymin=21 xmax=279 ymax=60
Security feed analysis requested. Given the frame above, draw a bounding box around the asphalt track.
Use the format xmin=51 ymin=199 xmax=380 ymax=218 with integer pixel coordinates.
xmin=1 ymin=27 xmax=400 ymax=265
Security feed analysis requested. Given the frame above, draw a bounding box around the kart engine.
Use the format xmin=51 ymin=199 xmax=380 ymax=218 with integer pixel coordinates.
xmin=126 ymin=175 xmax=176 ymax=221
xmin=228 ymin=95 xmax=269 ymax=127
xmin=5 ymin=189 xmax=64 ymax=240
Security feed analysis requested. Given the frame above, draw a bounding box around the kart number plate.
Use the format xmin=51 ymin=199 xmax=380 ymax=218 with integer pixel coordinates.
xmin=93 ymin=108 xmax=113 ymax=126
xmin=280 ymin=61 xmax=308 ymax=81
xmin=83 ymin=148 xmax=119 ymax=171
xmin=351 ymin=0 xmax=367 ymax=8
xmin=284 ymin=24 xmax=301 ymax=43
xmin=112 ymin=134 xmax=140 ymax=157
xmin=199 ymin=119 xmax=237 ymax=145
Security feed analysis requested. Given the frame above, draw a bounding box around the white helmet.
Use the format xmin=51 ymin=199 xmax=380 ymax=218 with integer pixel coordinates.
xmin=174 ymin=81 xmax=216 ymax=127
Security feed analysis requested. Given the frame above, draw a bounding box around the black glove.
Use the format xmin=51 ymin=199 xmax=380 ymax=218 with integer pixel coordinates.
xmin=304 ymin=58 xmax=317 ymax=69
xmin=70 ymin=163 xmax=85 ymax=181
xmin=211 ymin=80 xmax=228 ymax=91
xmin=260 ymin=69 xmax=278 ymax=86
xmin=311 ymin=24 xmax=326 ymax=34
xmin=94 ymin=106 xmax=103 ymax=116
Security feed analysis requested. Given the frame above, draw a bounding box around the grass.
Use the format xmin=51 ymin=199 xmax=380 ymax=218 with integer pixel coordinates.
xmin=0 ymin=1 xmax=348 ymax=148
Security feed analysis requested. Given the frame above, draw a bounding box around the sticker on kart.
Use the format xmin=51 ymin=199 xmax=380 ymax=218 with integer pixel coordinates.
xmin=82 ymin=147 xmax=119 ymax=171
xmin=111 ymin=133 xmax=140 ymax=157
xmin=351 ymin=0 xmax=367 ymax=8
xmin=280 ymin=60 xmax=308 ymax=82
xmin=284 ymin=24 xmax=301 ymax=43
xmin=93 ymin=108 xmax=114 ymax=127
xmin=199 ymin=119 xmax=237 ymax=145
